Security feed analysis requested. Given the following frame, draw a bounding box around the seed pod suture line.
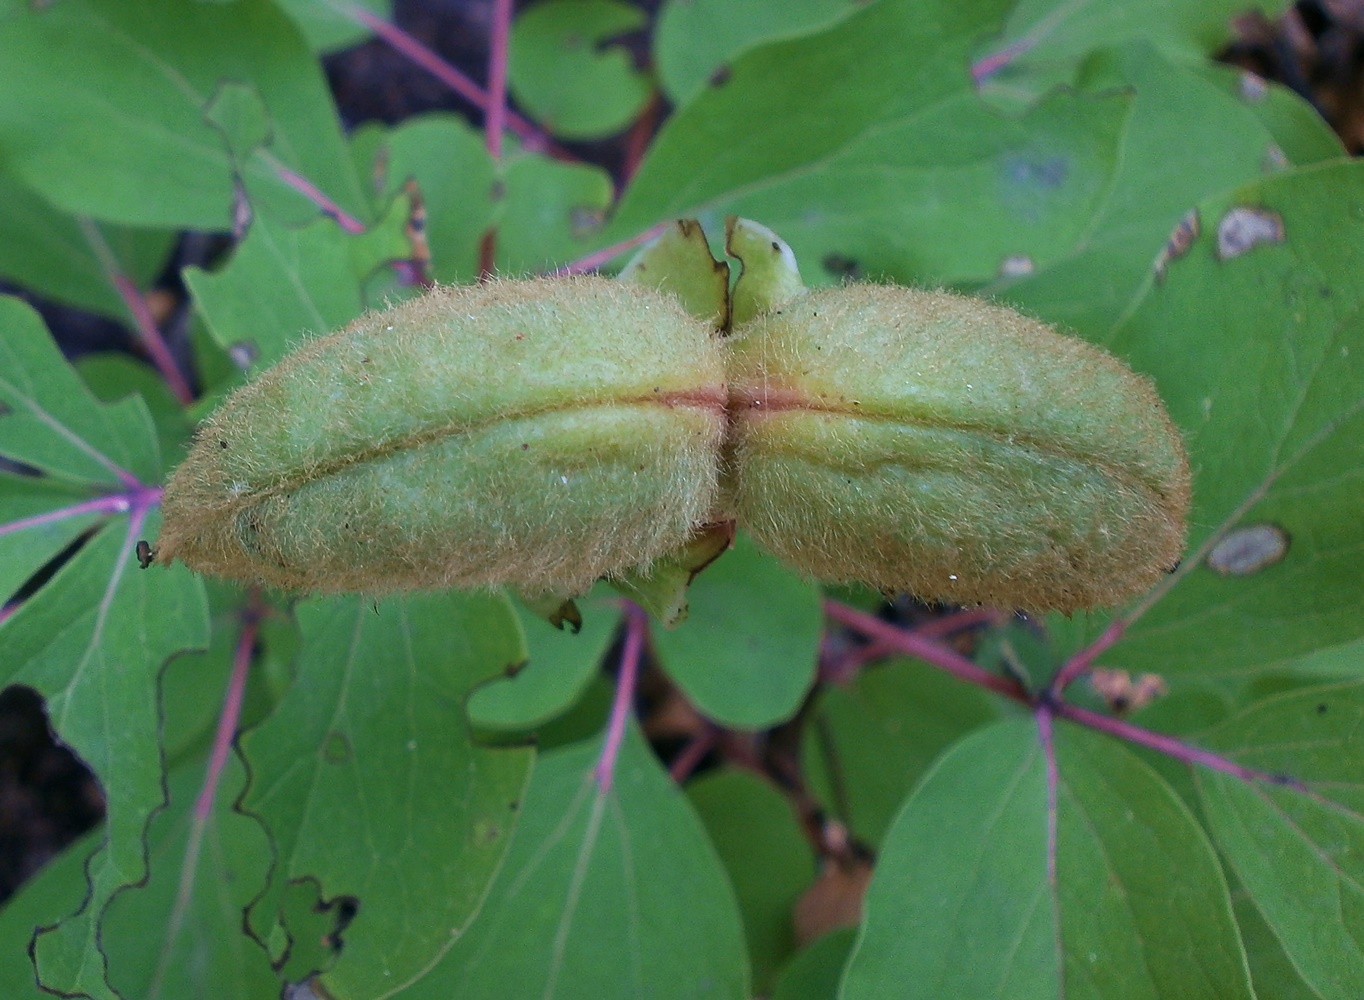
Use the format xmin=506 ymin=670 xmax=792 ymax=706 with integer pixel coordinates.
xmin=156 ymin=276 xmax=728 ymax=596
xmin=723 ymin=283 xmax=1191 ymax=613
xmin=156 ymin=221 xmax=1191 ymax=615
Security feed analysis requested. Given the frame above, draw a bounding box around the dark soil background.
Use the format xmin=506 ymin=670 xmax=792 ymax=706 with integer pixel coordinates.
xmin=2 ymin=0 xmax=1361 ymax=908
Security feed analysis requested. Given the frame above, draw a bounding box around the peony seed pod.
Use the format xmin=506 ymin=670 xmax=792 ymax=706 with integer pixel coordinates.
xmin=724 ymin=284 xmax=1191 ymax=613
xmin=156 ymin=276 xmax=727 ymax=596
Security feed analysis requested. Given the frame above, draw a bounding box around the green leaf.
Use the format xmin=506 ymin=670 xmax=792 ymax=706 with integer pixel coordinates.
xmin=185 ymin=204 xmax=409 ymax=377
xmin=274 ymin=0 xmax=389 ymax=53
xmin=508 ymin=0 xmax=653 ymax=140
xmin=845 ymin=719 xmax=1251 ymax=998
xmin=654 ymin=0 xmax=863 ymax=106
xmin=1189 ymin=63 xmax=1346 ymax=168
xmin=0 ymin=171 xmax=174 ymax=324
xmin=0 ymin=296 xmax=210 ymax=994
xmin=15 ymin=516 xmax=209 ymax=999
xmin=1054 ymin=725 xmax=1252 ymax=1000
xmin=350 ymin=113 xmax=497 ymax=285
xmin=497 ymin=153 xmax=615 ymax=273
xmin=101 ymin=744 xmax=276 ymax=1000
xmin=617 ymin=20 xmax=1314 ymax=346
xmin=469 ymin=592 xmax=619 ymax=731
xmin=76 ymin=354 xmax=193 ymax=474
xmin=1198 ymin=681 xmax=1364 ymax=999
xmin=770 ymin=926 xmax=856 ymax=1000
xmin=0 ymin=831 xmax=100 ymax=1000
xmin=0 ymin=297 xmax=161 ymax=485
xmin=652 ymin=531 xmax=820 ymax=728
xmin=0 ymin=0 xmax=366 ymax=229
xmin=841 ymin=721 xmax=1056 ymax=998
xmin=975 ymin=0 xmax=1295 ymax=107
xmin=801 ymin=659 xmax=1002 ymax=848
xmin=1233 ymin=888 xmax=1323 ymax=1000
xmin=613 ymin=0 xmax=1120 ymax=282
xmin=1100 ymin=161 xmax=1364 ymax=674
xmin=991 ymin=42 xmax=1322 ymax=334
xmin=239 ymin=591 xmax=533 ymax=999
xmin=687 ymin=768 xmax=815 ymax=991
xmin=391 ymin=726 xmax=749 ymax=998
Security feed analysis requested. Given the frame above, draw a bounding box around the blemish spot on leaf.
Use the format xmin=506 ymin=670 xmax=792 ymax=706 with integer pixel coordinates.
xmin=998 ymin=254 xmax=1033 ymax=277
xmin=1205 ymin=523 xmax=1290 ymax=576
xmin=0 ymin=399 xmax=11 ymax=416
xmin=708 ymin=64 xmax=731 ymax=87
xmin=228 ymin=340 xmax=259 ymax=369
xmin=1003 ymin=154 xmax=1068 ymax=189
xmin=321 ymin=731 xmax=352 ymax=765
xmin=1215 ymin=206 xmax=1284 ymax=260
xmin=1153 ymin=209 xmax=1200 ymax=282
xmin=570 ymin=205 xmax=605 ymax=237
xmin=1238 ymin=72 xmax=1268 ymax=102
xmin=1262 ymin=143 xmax=1288 ymax=172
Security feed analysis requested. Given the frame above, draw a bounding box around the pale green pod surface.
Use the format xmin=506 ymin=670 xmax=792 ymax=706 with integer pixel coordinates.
xmin=157 ymin=276 xmax=727 ymax=595
xmin=725 ymin=285 xmax=1191 ymax=613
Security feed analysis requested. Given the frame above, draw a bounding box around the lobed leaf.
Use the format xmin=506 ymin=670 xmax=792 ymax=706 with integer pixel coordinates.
xmin=977 ymin=0 xmax=1296 ymax=107
xmin=1098 ymin=161 xmax=1364 ymax=674
xmin=652 ymin=531 xmax=821 ymax=729
xmin=389 ymin=725 xmax=749 ymax=999
xmin=687 ymin=768 xmax=815 ymax=992
xmin=239 ymin=591 xmax=533 ymax=998
xmin=1198 ymin=680 xmax=1364 ymax=999
xmin=653 ymin=0 xmax=864 ymax=106
xmin=841 ymin=721 xmax=1057 ymax=998
xmin=844 ymin=719 xmax=1252 ymax=998
xmin=469 ymin=593 xmax=620 ymax=731
xmin=0 ymin=0 xmax=367 ymax=229
xmin=508 ymin=0 xmax=653 ymax=141
xmin=801 ymin=659 xmax=1003 ymax=848
xmin=0 ymin=171 xmax=174 ymax=325
xmin=349 ymin=113 xmax=497 ymax=286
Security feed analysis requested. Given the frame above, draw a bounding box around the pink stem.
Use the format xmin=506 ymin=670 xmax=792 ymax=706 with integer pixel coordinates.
xmin=915 ymin=605 xmax=1007 ymax=639
xmin=194 ymin=599 xmax=259 ymax=820
xmin=154 ymin=596 xmax=260 ymax=996
xmin=266 ymin=160 xmax=366 ymax=234
xmin=342 ymin=4 xmax=569 ymax=158
xmin=1050 ymin=616 xmax=1128 ymax=695
xmin=553 ymin=220 xmax=673 ymax=276
xmin=823 ymin=599 xmax=1028 ymax=702
xmin=594 ymin=603 xmax=647 ymax=791
xmin=971 ymin=37 xmax=1037 ymax=83
xmin=1054 ymin=701 xmax=1300 ymax=788
xmin=485 ymin=0 xmax=513 ymax=165
xmin=619 ymin=90 xmax=661 ymax=190
xmin=80 ymin=219 xmax=194 ymax=406
xmin=0 ymin=490 xmax=157 ymax=538
xmin=669 ymin=726 xmax=717 ymax=783
xmin=113 ymin=276 xmax=194 ymax=405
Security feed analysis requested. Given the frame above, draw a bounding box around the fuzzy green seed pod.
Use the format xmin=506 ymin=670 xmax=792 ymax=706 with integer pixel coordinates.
xmin=156 ymin=276 xmax=727 ymax=595
xmin=724 ymin=284 xmax=1190 ymax=613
